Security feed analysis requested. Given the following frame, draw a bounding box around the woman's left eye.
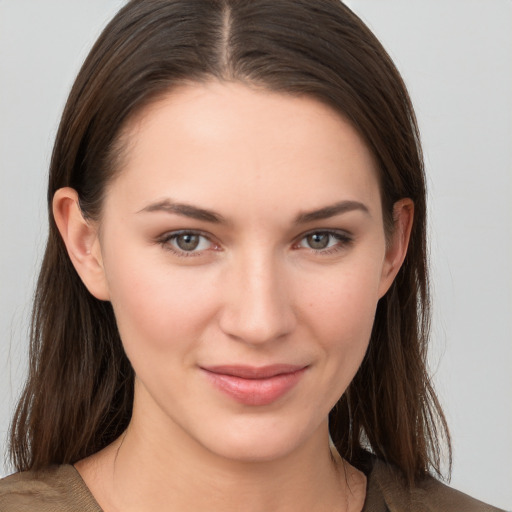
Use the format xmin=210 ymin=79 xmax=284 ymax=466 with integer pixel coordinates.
xmin=159 ymin=231 xmax=214 ymax=255
xmin=296 ymin=231 xmax=352 ymax=253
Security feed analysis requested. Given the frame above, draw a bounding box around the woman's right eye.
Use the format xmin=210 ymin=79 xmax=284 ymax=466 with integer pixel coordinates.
xmin=159 ymin=231 xmax=215 ymax=256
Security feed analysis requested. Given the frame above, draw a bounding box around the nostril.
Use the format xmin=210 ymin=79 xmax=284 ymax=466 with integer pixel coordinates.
xmin=217 ymin=259 xmax=297 ymax=344
xmin=218 ymin=296 xmax=296 ymax=345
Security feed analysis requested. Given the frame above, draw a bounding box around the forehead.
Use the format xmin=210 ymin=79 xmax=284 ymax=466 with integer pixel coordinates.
xmin=105 ymin=81 xmax=382 ymax=222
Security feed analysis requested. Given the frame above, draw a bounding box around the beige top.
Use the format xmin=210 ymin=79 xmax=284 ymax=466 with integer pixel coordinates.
xmin=0 ymin=458 xmax=505 ymax=511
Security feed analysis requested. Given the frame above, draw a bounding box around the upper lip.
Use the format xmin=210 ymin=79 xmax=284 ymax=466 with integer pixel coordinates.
xmin=201 ymin=364 xmax=307 ymax=379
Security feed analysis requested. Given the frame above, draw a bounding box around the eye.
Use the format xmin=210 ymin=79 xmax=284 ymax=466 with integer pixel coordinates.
xmin=296 ymin=230 xmax=352 ymax=253
xmin=159 ymin=230 xmax=215 ymax=256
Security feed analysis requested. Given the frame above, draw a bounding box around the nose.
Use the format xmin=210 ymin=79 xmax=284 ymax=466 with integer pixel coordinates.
xmin=218 ymin=251 xmax=297 ymax=345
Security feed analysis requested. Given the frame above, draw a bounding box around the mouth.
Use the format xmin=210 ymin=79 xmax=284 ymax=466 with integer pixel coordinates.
xmin=200 ymin=364 xmax=308 ymax=406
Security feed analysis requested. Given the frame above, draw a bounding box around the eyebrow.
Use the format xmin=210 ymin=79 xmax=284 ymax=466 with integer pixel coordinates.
xmin=138 ymin=198 xmax=369 ymax=224
xmin=294 ymin=200 xmax=370 ymax=224
xmin=138 ymin=199 xmax=225 ymax=223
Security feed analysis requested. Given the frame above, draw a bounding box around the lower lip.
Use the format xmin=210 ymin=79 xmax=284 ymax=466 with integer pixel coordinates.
xmin=202 ymin=368 xmax=307 ymax=406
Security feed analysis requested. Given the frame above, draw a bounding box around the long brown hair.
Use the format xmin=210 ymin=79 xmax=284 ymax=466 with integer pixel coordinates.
xmin=10 ymin=0 xmax=450 ymax=484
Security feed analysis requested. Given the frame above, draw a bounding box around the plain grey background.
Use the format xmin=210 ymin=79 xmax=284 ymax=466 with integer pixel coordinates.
xmin=1 ymin=1 xmax=511 ymax=509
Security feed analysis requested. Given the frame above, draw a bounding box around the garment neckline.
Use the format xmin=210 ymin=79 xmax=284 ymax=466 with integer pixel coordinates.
xmin=70 ymin=458 xmax=378 ymax=512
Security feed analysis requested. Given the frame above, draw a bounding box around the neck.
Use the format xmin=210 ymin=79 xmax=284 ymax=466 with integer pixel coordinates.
xmin=76 ymin=393 xmax=366 ymax=512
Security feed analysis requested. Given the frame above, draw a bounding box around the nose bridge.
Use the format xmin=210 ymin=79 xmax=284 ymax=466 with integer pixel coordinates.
xmin=219 ymin=245 xmax=296 ymax=344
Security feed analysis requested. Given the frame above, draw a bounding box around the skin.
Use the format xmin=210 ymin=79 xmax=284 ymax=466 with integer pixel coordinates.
xmin=54 ymin=81 xmax=413 ymax=512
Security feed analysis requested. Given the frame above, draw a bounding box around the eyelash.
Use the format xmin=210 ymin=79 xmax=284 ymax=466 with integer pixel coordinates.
xmin=157 ymin=229 xmax=353 ymax=257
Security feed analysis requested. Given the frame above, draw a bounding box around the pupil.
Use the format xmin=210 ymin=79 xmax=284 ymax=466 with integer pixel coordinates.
xmin=307 ymin=233 xmax=329 ymax=249
xmin=177 ymin=234 xmax=200 ymax=251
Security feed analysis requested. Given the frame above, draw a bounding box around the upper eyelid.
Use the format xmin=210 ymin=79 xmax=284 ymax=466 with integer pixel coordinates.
xmin=295 ymin=228 xmax=353 ymax=240
xmin=158 ymin=229 xmax=214 ymax=241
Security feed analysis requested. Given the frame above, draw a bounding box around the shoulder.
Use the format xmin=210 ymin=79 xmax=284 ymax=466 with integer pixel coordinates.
xmin=366 ymin=458 xmax=506 ymax=512
xmin=0 ymin=465 xmax=102 ymax=512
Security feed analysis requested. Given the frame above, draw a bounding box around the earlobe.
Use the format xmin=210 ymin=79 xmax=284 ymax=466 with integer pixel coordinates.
xmin=378 ymin=198 xmax=414 ymax=298
xmin=52 ymin=187 xmax=110 ymax=301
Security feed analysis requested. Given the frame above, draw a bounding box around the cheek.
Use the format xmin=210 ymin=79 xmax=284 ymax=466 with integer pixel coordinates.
xmin=103 ymin=249 xmax=217 ymax=360
xmin=296 ymin=258 xmax=383 ymax=399
xmin=301 ymin=261 xmax=382 ymax=345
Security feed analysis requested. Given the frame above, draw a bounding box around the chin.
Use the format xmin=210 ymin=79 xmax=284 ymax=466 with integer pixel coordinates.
xmin=207 ymin=437 xmax=298 ymax=463
xmin=197 ymin=415 xmax=323 ymax=464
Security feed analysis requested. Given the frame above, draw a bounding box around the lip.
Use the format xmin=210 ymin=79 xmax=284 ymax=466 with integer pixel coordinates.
xmin=201 ymin=364 xmax=308 ymax=406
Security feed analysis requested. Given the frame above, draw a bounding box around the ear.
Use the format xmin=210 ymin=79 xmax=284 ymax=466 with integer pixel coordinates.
xmin=52 ymin=187 xmax=110 ymax=301
xmin=378 ymin=198 xmax=414 ymax=298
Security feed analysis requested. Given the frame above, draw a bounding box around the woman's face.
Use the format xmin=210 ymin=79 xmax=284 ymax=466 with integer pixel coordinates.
xmin=89 ymin=82 xmax=404 ymax=461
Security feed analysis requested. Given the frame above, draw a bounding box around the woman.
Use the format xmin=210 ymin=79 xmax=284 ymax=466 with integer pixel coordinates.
xmin=0 ymin=0 xmax=504 ymax=510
